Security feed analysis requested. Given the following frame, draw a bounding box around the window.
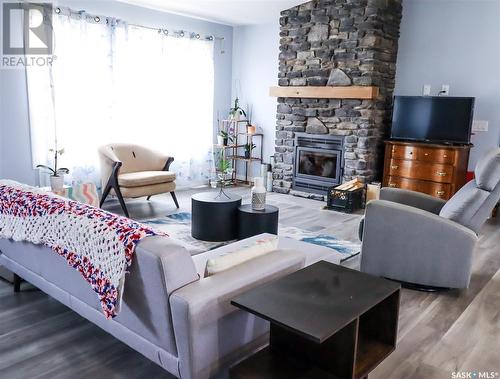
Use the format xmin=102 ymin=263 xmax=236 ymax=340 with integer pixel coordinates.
xmin=27 ymin=10 xmax=214 ymax=188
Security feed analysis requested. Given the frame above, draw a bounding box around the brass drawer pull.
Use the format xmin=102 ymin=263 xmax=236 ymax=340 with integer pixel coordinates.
xmin=436 ymin=190 xmax=445 ymax=196
xmin=443 ymin=155 xmax=448 ymax=158
xmin=389 ymin=183 xmax=397 ymax=188
xmin=436 ymin=172 xmax=447 ymax=177
xmin=424 ymin=153 xmax=429 ymax=156
xmin=391 ymin=165 xmax=399 ymax=169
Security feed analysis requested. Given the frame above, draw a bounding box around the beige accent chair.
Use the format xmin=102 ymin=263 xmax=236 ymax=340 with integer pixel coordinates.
xmin=98 ymin=143 xmax=179 ymax=217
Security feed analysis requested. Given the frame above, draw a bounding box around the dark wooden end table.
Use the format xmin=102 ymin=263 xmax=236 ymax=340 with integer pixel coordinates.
xmin=230 ymin=261 xmax=401 ymax=379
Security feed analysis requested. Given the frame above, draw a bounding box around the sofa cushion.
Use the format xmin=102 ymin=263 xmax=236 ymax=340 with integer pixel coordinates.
xmin=475 ymin=148 xmax=500 ymax=191
xmin=118 ymin=171 xmax=176 ymax=187
xmin=439 ymin=180 xmax=490 ymax=232
xmin=192 ymin=233 xmax=340 ymax=277
xmin=204 ymin=236 xmax=278 ymax=277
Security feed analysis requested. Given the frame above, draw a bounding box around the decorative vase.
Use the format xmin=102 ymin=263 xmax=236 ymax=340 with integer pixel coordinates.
xmin=244 ymin=151 xmax=251 ymax=159
xmin=247 ymin=125 xmax=256 ymax=134
xmin=251 ymin=177 xmax=266 ymax=211
xmin=50 ymin=175 xmax=64 ymax=192
xmin=260 ymin=164 xmax=269 ymax=188
xmin=217 ymin=135 xmax=224 ymax=146
xmin=266 ymin=171 xmax=273 ymax=192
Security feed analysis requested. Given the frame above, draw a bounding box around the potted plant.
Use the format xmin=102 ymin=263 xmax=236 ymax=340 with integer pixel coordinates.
xmin=218 ymin=156 xmax=233 ymax=182
xmin=212 ymin=149 xmax=233 ymax=198
xmin=229 ymin=97 xmax=247 ymax=122
xmin=245 ymin=105 xmax=256 ymax=134
xmin=246 ymin=124 xmax=257 ymax=135
xmin=244 ymin=143 xmax=256 ymax=159
xmin=36 ymin=148 xmax=69 ymax=192
xmin=217 ymin=130 xmax=232 ymax=146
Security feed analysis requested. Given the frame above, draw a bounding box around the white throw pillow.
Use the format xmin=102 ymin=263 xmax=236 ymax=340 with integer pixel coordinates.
xmin=204 ymin=236 xmax=279 ymax=277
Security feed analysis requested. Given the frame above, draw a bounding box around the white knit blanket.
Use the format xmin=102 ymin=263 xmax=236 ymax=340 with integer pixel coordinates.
xmin=0 ymin=180 xmax=158 ymax=318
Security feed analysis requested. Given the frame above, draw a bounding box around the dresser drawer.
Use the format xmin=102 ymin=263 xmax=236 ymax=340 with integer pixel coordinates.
xmin=391 ymin=145 xmax=417 ymax=161
xmin=423 ymin=181 xmax=453 ymax=200
xmin=385 ymin=176 xmax=419 ymax=192
xmin=391 ymin=145 xmax=455 ymax=164
xmin=416 ymin=147 xmax=455 ymax=164
xmin=388 ymin=159 xmax=454 ymax=183
xmin=386 ymin=176 xmax=452 ymax=199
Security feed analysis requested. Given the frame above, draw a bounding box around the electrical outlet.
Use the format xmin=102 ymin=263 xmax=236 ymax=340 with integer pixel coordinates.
xmin=472 ymin=120 xmax=489 ymax=132
xmin=440 ymin=84 xmax=450 ymax=96
xmin=423 ymin=84 xmax=431 ymax=96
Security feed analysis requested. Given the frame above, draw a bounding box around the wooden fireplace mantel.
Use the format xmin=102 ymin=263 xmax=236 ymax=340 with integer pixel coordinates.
xmin=269 ymin=86 xmax=379 ymax=99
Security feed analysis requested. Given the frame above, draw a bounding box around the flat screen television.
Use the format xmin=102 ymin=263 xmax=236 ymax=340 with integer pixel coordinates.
xmin=390 ymin=96 xmax=475 ymax=145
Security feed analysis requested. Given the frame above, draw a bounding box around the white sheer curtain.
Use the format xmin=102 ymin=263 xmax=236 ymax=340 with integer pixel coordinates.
xmin=27 ymin=11 xmax=214 ymax=188
xmin=112 ymin=26 xmax=214 ymax=185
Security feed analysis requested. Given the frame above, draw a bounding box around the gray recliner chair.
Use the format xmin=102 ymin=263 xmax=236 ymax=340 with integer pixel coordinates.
xmin=360 ymin=148 xmax=500 ymax=289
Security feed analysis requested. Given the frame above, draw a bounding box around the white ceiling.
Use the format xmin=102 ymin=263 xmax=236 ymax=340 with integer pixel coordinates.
xmin=117 ymin=0 xmax=306 ymax=26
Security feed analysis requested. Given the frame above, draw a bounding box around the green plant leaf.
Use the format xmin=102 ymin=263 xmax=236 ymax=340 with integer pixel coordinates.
xmin=36 ymin=164 xmax=56 ymax=175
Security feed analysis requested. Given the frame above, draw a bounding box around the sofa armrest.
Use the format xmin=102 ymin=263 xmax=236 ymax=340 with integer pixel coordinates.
xmin=170 ymin=249 xmax=305 ymax=379
xmin=380 ymin=187 xmax=447 ymax=214
xmin=361 ymin=200 xmax=477 ymax=288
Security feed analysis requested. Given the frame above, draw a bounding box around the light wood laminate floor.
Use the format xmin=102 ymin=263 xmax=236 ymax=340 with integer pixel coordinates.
xmin=0 ymin=187 xmax=499 ymax=379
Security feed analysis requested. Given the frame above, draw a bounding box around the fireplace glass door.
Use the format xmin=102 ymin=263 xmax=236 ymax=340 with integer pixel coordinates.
xmin=295 ymin=147 xmax=341 ymax=186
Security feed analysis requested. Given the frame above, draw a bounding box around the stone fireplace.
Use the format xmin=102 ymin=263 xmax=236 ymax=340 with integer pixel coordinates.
xmin=272 ymin=0 xmax=403 ymax=195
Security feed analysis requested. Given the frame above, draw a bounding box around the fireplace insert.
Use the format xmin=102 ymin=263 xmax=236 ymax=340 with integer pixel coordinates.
xmin=293 ymin=133 xmax=344 ymax=194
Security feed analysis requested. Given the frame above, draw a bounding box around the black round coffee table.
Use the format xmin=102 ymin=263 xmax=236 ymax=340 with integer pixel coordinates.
xmin=191 ymin=191 xmax=242 ymax=242
xmin=237 ymin=205 xmax=279 ymax=240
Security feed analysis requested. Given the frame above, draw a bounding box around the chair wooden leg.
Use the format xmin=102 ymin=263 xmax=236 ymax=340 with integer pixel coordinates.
xmin=115 ymin=187 xmax=129 ymax=218
xmin=100 ymin=161 xmax=129 ymax=217
xmin=171 ymin=192 xmax=179 ymax=208
xmin=147 ymin=196 xmax=152 ymax=201
xmin=13 ymin=274 xmax=21 ymax=293
xmin=100 ymin=183 xmax=112 ymax=207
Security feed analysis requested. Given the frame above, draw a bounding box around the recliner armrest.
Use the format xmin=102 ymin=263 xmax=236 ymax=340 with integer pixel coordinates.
xmin=380 ymin=187 xmax=447 ymax=214
xmin=361 ymin=200 xmax=477 ymax=288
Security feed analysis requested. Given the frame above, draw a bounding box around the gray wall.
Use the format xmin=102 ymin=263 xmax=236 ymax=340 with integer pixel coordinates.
xmin=395 ymin=0 xmax=500 ymax=169
xmin=231 ymin=23 xmax=280 ymax=174
xmin=0 ymin=0 xmax=233 ymax=184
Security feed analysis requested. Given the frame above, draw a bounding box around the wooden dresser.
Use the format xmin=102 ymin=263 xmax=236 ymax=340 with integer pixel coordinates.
xmin=382 ymin=141 xmax=471 ymax=200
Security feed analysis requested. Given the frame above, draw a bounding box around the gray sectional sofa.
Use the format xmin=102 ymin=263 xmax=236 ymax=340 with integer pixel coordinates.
xmin=0 ymin=231 xmax=343 ymax=378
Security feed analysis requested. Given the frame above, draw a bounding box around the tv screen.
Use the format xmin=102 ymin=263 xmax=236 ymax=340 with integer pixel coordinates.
xmin=391 ymin=96 xmax=474 ymax=144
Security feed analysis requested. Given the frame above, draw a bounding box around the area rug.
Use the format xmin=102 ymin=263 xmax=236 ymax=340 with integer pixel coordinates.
xmin=143 ymin=212 xmax=360 ymax=262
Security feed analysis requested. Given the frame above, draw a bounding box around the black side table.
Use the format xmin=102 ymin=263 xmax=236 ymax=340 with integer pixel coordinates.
xmin=230 ymin=261 xmax=401 ymax=379
xmin=237 ymin=205 xmax=279 ymax=240
xmin=191 ymin=191 xmax=242 ymax=242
